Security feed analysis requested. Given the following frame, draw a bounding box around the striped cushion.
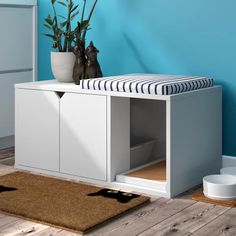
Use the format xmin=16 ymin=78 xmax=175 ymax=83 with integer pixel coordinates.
xmin=81 ymin=74 xmax=214 ymax=95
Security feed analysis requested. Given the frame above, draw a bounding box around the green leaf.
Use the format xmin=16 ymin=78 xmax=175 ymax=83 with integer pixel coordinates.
xmin=81 ymin=20 xmax=89 ymax=29
xmin=71 ymin=11 xmax=79 ymax=21
xmin=58 ymin=15 xmax=66 ymax=19
xmin=52 ymin=43 xmax=57 ymax=49
xmin=67 ymin=31 xmax=75 ymax=37
xmin=60 ymin=20 xmax=68 ymax=28
xmin=71 ymin=4 xmax=79 ymax=13
xmin=44 ymin=33 xmax=56 ymax=40
xmin=68 ymin=1 xmax=73 ymax=10
xmin=44 ymin=24 xmax=52 ymax=30
xmin=58 ymin=1 xmax=67 ymax=7
xmin=45 ymin=14 xmax=53 ymax=25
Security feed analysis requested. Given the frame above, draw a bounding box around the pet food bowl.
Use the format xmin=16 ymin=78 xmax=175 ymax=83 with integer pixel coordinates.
xmin=203 ymin=175 xmax=236 ymax=200
xmin=220 ymin=167 xmax=236 ymax=177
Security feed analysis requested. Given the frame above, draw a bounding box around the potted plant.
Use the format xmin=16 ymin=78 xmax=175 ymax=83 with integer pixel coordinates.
xmin=44 ymin=0 xmax=98 ymax=82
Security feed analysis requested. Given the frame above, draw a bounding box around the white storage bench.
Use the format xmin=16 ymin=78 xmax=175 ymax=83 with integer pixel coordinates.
xmin=15 ymin=75 xmax=222 ymax=197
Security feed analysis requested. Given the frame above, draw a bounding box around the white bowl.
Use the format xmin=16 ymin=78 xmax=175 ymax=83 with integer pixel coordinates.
xmin=220 ymin=167 xmax=236 ymax=177
xmin=203 ymin=175 xmax=236 ymax=200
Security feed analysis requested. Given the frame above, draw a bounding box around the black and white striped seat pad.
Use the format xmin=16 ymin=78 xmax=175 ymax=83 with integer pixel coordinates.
xmin=81 ymin=74 xmax=213 ymax=95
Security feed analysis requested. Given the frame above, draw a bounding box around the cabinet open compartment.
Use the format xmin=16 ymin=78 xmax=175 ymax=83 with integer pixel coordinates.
xmin=125 ymin=160 xmax=166 ymax=182
xmin=114 ymin=98 xmax=167 ymax=190
xmin=130 ymin=136 xmax=157 ymax=169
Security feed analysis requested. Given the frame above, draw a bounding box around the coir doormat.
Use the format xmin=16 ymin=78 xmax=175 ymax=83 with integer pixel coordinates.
xmin=0 ymin=172 xmax=150 ymax=234
xmin=192 ymin=190 xmax=236 ymax=207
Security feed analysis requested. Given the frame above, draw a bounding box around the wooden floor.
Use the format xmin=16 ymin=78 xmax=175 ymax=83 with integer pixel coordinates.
xmin=0 ymin=148 xmax=236 ymax=236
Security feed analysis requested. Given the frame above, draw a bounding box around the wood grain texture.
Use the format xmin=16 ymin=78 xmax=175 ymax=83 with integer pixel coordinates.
xmin=192 ymin=208 xmax=236 ymax=236
xmin=192 ymin=190 xmax=236 ymax=207
xmin=0 ymin=214 xmax=19 ymax=228
xmin=126 ymin=161 xmax=166 ymax=181
xmin=0 ymin=219 xmax=49 ymax=236
xmin=88 ymin=198 xmax=195 ymax=236
xmin=139 ymin=202 xmax=229 ymax=236
xmin=0 ymin=147 xmax=15 ymax=166
xmin=30 ymin=228 xmax=63 ymax=236
xmin=0 ymin=157 xmax=14 ymax=166
xmin=0 ymin=147 xmax=14 ymax=160
xmin=0 ymin=148 xmax=233 ymax=236
xmin=0 ymin=163 xmax=16 ymax=176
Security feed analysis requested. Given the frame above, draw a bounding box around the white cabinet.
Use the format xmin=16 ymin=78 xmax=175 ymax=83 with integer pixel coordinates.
xmin=15 ymin=81 xmax=222 ymax=197
xmin=15 ymin=89 xmax=59 ymax=171
xmin=15 ymin=89 xmax=107 ymax=181
xmin=60 ymin=93 xmax=107 ymax=181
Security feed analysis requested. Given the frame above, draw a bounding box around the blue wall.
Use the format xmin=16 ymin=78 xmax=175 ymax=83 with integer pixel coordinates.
xmin=38 ymin=0 xmax=236 ymax=156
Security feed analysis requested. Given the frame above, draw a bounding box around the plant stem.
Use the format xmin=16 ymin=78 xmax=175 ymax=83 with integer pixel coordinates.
xmin=52 ymin=3 xmax=58 ymax=27
xmin=52 ymin=1 xmax=62 ymax=51
xmin=81 ymin=0 xmax=86 ymax=25
xmin=82 ymin=0 xmax=98 ymax=42
xmin=63 ymin=0 xmax=72 ymax=52
xmin=79 ymin=0 xmax=86 ymax=39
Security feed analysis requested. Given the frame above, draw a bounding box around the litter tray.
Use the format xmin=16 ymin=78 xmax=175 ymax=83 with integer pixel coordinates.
xmin=130 ymin=137 xmax=157 ymax=169
xmin=203 ymin=175 xmax=236 ymax=200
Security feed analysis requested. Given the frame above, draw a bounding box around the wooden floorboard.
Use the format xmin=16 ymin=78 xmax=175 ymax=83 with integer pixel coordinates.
xmin=88 ymin=198 xmax=195 ymax=236
xmin=0 ymin=149 xmax=234 ymax=236
xmin=0 ymin=220 xmax=49 ymax=236
xmin=139 ymin=202 xmax=229 ymax=236
xmin=192 ymin=208 xmax=236 ymax=236
xmin=0 ymin=147 xmax=14 ymax=160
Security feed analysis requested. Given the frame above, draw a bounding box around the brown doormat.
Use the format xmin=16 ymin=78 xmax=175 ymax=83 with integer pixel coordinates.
xmin=0 ymin=172 xmax=150 ymax=234
xmin=192 ymin=190 xmax=236 ymax=207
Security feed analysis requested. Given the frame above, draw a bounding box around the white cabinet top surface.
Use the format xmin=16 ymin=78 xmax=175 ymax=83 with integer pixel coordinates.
xmin=0 ymin=0 xmax=37 ymax=6
xmin=15 ymin=80 xmax=221 ymax=101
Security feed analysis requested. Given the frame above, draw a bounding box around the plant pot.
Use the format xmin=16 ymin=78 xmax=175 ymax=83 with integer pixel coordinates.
xmin=51 ymin=52 xmax=76 ymax=82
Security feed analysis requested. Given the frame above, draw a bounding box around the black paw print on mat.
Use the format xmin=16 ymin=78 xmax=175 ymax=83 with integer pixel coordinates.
xmin=88 ymin=189 xmax=139 ymax=203
xmin=0 ymin=185 xmax=17 ymax=193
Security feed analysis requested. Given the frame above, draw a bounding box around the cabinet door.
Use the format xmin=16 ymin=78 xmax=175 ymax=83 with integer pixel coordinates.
xmin=60 ymin=93 xmax=107 ymax=181
xmin=15 ymin=89 xmax=59 ymax=171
